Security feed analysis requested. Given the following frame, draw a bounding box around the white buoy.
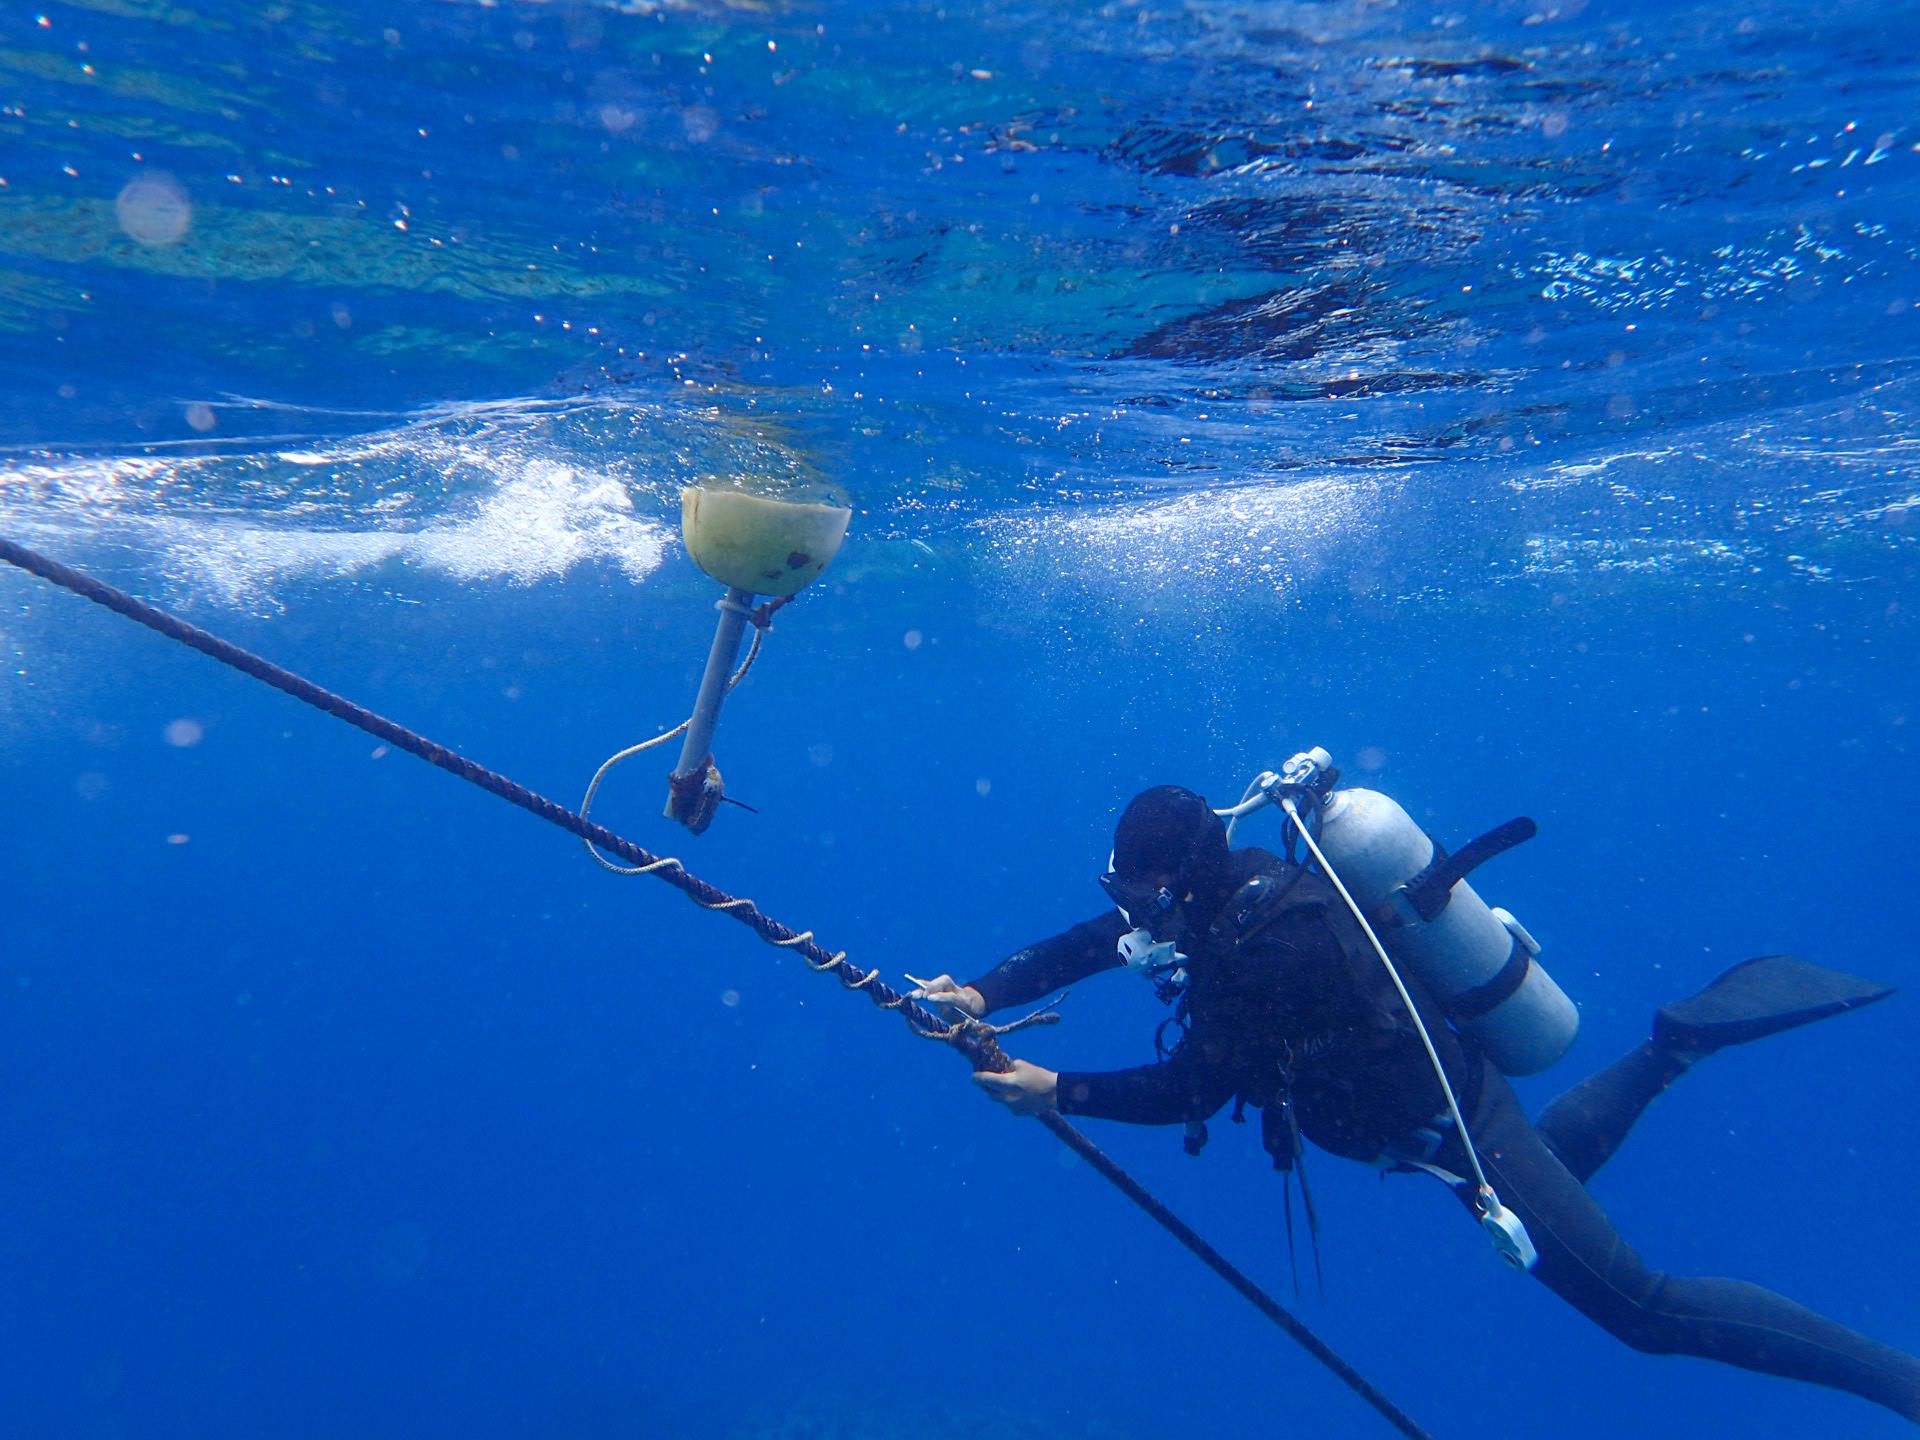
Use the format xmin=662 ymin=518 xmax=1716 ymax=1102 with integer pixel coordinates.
xmin=665 ymin=485 xmax=852 ymax=832
xmin=680 ymin=487 xmax=851 ymax=598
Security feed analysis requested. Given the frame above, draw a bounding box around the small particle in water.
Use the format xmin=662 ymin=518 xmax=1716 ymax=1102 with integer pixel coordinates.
xmin=721 ymin=989 xmax=741 ymax=1008
xmin=183 ymin=403 xmax=215 ymax=432
xmin=975 ymin=778 xmax=992 ymax=797
xmin=164 ymin=717 xmax=204 ymax=747
xmin=166 ymin=833 xmax=190 ymax=845
xmin=115 ymin=171 xmax=192 ymax=246
xmin=903 ymin=629 xmax=923 ymax=650
xmin=1355 ymin=746 xmax=1388 ymax=772
xmin=371 ymin=745 xmax=390 ymax=759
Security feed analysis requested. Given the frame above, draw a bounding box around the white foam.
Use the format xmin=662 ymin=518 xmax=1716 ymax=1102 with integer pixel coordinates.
xmin=0 ymin=412 xmax=673 ymax=608
xmin=978 ymin=476 xmax=1380 ymax=602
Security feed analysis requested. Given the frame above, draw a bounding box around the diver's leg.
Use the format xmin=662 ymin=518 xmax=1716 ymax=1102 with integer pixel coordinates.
xmin=1536 ymin=955 xmax=1895 ymax=1184
xmin=1457 ymin=1069 xmax=1920 ymax=1422
xmin=1534 ymin=1041 xmax=1688 ymax=1183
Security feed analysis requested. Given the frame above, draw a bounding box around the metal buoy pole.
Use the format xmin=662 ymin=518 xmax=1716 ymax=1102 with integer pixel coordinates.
xmin=664 ymin=585 xmax=755 ymax=829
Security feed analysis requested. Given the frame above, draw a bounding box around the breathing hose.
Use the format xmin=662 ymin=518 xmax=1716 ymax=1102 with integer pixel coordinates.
xmin=1274 ymin=786 xmax=1536 ymax=1271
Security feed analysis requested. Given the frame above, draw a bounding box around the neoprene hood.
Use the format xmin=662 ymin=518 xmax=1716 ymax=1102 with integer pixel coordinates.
xmin=1112 ymin=785 xmax=1229 ymax=891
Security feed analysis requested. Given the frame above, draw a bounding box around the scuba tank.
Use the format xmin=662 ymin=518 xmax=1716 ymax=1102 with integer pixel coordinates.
xmin=1225 ymin=749 xmax=1578 ymax=1077
xmin=1314 ymin=786 xmax=1577 ymax=1076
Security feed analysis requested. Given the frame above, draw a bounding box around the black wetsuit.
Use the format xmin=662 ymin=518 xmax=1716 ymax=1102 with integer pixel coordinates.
xmin=970 ymin=848 xmax=1920 ymax=1422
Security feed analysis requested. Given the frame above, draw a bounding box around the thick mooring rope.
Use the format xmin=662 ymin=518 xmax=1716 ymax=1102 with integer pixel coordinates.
xmin=0 ymin=538 xmax=932 ymax=1026
xmin=0 ymin=535 xmax=1435 ymax=1440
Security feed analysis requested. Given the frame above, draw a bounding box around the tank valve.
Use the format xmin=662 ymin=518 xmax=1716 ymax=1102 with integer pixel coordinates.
xmin=1263 ymin=746 xmax=1338 ymax=811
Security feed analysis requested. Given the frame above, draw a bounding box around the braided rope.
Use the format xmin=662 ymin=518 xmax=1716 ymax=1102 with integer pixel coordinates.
xmin=0 ymin=534 xmax=1435 ymax=1440
xmin=0 ymin=536 xmax=957 ymax=1040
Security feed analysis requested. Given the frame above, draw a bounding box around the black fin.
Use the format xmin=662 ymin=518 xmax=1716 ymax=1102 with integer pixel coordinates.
xmin=1654 ymin=954 xmax=1896 ymax=1055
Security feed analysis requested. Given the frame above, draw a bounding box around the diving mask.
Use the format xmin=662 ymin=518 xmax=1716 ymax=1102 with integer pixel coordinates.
xmin=1099 ymin=869 xmax=1182 ymax=937
xmin=1103 ymin=852 xmax=1191 ymax=995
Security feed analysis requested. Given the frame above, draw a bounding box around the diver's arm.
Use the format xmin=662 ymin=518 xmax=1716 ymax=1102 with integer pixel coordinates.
xmin=963 ymin=910 xmax=1129 ymax=1016
xmin=1052 ymin=1049 xmax=1234 ymax=1127
xmin=972 ymin=1016 xmax=1232 ymax=1125
xmin=972 ymin=1055 xmax=1229 ymax=1124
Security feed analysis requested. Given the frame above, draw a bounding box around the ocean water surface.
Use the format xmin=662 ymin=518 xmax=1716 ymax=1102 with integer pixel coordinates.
xmin=3 ymin=1 xmax=1918 ymax=1437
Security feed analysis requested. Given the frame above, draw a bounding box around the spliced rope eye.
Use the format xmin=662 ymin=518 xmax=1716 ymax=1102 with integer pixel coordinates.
xmin=0 ymin=536 xmax=1435 ymax=1440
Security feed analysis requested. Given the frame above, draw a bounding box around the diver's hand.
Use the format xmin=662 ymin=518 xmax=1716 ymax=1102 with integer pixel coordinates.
xmin=904 ymin=973 xmax=986 ymax=1018
xmin=972 ymin=1060 xmax=1058 ymax=1117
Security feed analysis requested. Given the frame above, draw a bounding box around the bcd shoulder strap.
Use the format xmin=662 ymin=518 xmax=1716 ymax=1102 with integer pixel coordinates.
xmin=1212 ymin=861 xmax=1317 ymax=947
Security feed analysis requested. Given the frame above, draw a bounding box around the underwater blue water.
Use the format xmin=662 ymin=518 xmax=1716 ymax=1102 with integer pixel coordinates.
xmin=4 ymin=1 xmax=1920 ymax=1437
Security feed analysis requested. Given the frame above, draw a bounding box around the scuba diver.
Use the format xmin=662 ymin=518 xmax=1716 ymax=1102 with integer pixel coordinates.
xmin=910 ymin=781 xmax=1920 ymax=1422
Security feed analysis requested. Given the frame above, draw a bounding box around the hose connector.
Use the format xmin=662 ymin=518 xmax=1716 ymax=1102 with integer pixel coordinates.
xmin=1476 ymin=1186 xmax=1539 ymax=1271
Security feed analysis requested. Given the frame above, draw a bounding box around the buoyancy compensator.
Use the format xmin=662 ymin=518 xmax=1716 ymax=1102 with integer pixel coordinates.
xmin=1216 ymin=748 xmax=1548 ymax=1271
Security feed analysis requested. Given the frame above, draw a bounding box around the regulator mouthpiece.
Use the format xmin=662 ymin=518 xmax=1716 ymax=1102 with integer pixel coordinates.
xmin=1118 ymin=927 xmax=1188 ymax=991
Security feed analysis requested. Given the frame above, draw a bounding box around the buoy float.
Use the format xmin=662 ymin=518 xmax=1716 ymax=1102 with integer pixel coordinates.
xmin=665 ymin=484 xmax=851 ymax=832
xmin=681 ymin=486 xmax=852 ymax=599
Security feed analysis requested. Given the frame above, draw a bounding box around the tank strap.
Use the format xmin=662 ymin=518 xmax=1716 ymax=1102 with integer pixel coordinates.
xmin=1449 ymin=933 xmax=1533 ymax=1023
xmin=1398 ymin=816 xmax=1538 ymax=922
